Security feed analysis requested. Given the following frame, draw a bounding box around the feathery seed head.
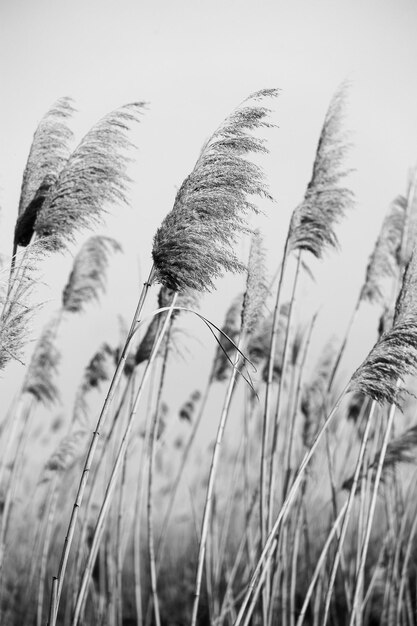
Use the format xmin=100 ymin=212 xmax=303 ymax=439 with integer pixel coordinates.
xmin=23 ymin=317 xmax=61 ymax=406
xmin=152 ymin=89 xmax=278 ymax=292
xmin=288 ymin=83 xmax=354 ymax=258
xmin=62 ymin=236 xmax=122 ymax=313
xmin=360 ymin=197 xmax=405 ymax=305
xmin=18 ymin=97 xmax=75 ymax=222
xmin=0 ymin=242 xmax=46 ymax=371
xmin=245 ymin=305 xmax=289 ymax=381
xmin=45 ymin=429 xmax=86 ymax=472
xmin=73 ymin=343 xmax=116 ymax=428
xmin=241 ymin=230 xmax=268 ymax=336
xmin=350 ymin=248 xmax=417 ymax=407
xmin=34 ymin=102 xmax=145 ymax=251
xmin=179 ymin=389 xmax=202 ymax=423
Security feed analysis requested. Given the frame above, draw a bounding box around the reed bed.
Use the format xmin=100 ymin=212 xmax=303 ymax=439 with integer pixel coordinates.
xmin=1 ymin=87 xmax=417 ymax=626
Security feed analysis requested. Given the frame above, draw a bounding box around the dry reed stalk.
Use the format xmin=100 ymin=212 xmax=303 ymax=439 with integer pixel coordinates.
xmin=132 ymin=373 xmax=156 ymax=626
xmin=212 ymin=439 xmax=245 ymax=607
xmin=0 ymin=397 xmax=33 ymax=577
xmin=283 ymin=313 xmax=318 ymax=495
xmin=321 ymin=400 xmax=377 ymax=624
xmin=191 ymin=231 xmax=267 ymax=626
xmin=234 ymin=384 xmax=349 ymax=626
xmin=146 ymin=315 xmax=174 ymax=626
xmin=289 ymin=498 xmax=303 ymax=626
xmin=259 ymin=237 xmax=289 ymax=561
xmin=153 ymin=299 xmax=245 ymax=567
xmin=242 ymin=539 xmax=277 ymax=626
xmin=115 ymin=452 xmax=128 ymax=626
xmin=215 ymin=490 xmax=258 ymax=625
xmin=71 ymin=296 xmax=177 ymax=625
xmin=37 ymin=475 xmax=59 ymax=626
xmin=257 ymin=85 xmax=352 ymax=616
xmin=295 ymin=501 xmax=348 ymax=626
xmin=396 ymin=510 xmax=417 ymax=624
xmin=349 ymin=397 xmax=399 ymax=626
xmin=191 ymin=339 xmax=244 ymax=626
xmin=155 ymin=379 xmax=211 ymax=569
xmin=48 ymin=265 xmax=155 ymax=624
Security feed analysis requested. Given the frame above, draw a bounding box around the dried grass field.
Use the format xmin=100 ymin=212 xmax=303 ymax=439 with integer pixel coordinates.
xmin=1 ymin=83 xmax=417 ymax=626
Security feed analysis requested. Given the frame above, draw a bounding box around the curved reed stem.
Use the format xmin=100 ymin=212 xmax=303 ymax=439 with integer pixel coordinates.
xmin=71 ymin=293 xmax=176 ymax=626
xmin=267 ymin=249 xmax=302 ymax=532
xmin=327 ymin=294 xmax=361 ymax=393
xmin=322 ymin=400 xmax=377 ymax=624
xmin=260 ymin=236 xmax=288 ymax=549
xmin=37 ymin=475 xmax=59 ymax=626
xmin=155 ymin=379 xmax=211 ymax=567
xmin=48 ymin=264 xmax=156 ymax=625
xmin=234 ymin=384 xmax=349 ymax=626
xmin=147 ymin=316 xmax=173 ymax=626
xmin=348 ymin=394 xmax=399 ymax=626
xmin=191 ymin=338 xmax=243 ymax=626
xmin=295 ymin=500 xmax=348 ymax=626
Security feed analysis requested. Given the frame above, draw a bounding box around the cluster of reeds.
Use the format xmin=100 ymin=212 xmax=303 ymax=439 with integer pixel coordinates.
xmin=1 ymin=86 xmax=417 ymax=626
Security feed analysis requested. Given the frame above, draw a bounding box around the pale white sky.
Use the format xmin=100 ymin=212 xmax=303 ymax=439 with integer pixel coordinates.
xmin=1 ymin=0 xmax=417 ymax=428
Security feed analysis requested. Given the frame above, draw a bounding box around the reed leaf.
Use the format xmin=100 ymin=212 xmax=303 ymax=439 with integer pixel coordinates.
xmin=288 ymin=83 xmax=353 ymax=258
xmin=62 ymin=236 xmax=122 ymax=313
xmin=152 ymin=89 xmax=278 ymax=292
xmin=34 ymin=102 xmax=145 ymax=251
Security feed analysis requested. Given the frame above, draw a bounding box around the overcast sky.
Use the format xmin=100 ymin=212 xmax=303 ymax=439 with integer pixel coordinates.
xmin=1 ymin=0 xmax=417 ymax=424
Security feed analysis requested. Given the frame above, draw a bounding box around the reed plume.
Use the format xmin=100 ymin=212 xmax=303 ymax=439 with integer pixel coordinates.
xmin=359 ymin=198 xmax=405 ymax=305
xmin=0 ymin=244 xmax=43 ymax=370
xmin=34 ymin=102 xmax=145 ymax=251
xmin=152 ymin=89 xmax=278 ymax=292
xmin=398 ymin=166 xmax=417 ymax=268
xmin=179 ymin=390 xmax=202 ymax=423
xmin=45 ymin=430 xmax=88 ymax=473
xmin=240 ymin=229 xmax=268 ymax=336
xmin=350 ymin=246 xmax=417 ymax=407
xmin=247 ymin=306 xmax=289 ymax=381
xmin=15 ymin=97 xmax=75 ymax=249
xmin=288 ymin=83 xmax=353 ymax=258
xmin=301 ymin=341 xmax=335 ymax=448
xmin=381 ymin=424 xmax=417 ymax=467
xmin=342 ymin=425 xmax=417 ymax=491
xmin=211 ymin=294 xmax=243 ymax=382
xmin=62 ymin=236 xmax=122 ymax=313
xmin=73 ymin=343 xmax=116 ymax=427
xmin=134 ymin=286 xmax=178 ymax=366
xmin=191 ymin=228 xmax=267 ymax=626
xmin=22 ymin=318 xmax=61 ymax=406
